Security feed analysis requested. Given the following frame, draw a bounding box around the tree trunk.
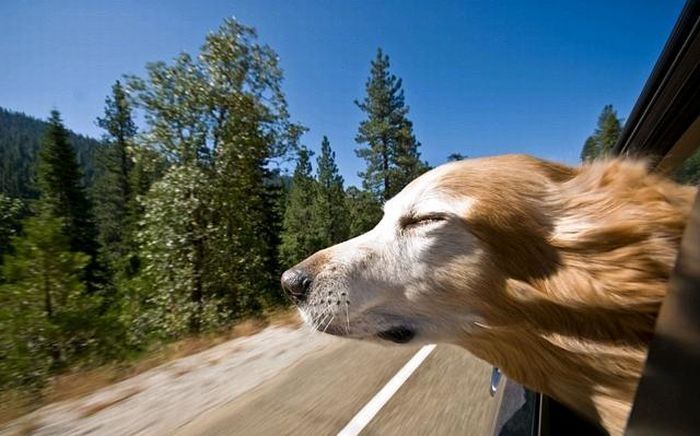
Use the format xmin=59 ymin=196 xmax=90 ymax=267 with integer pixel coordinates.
xmin=43 ymin=260 xmax=61 ymax=364
xmin=381 ymin=137 xmax=390 ymax=201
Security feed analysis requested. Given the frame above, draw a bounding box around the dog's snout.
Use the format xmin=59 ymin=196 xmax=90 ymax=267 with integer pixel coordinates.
xmin=281 ymin=268 xmax=312 ymax=303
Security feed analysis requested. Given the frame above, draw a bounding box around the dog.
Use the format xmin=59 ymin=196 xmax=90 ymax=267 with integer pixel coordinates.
xmin=281 ymin=154 xmax=697 ymax=435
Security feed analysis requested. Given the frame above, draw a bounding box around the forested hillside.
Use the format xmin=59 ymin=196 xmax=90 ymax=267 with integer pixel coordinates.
xmin=0 ymin=108 xmax=102 ymax=198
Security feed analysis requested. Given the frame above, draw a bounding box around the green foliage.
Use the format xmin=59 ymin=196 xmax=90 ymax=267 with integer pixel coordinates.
xmin=97 ymin=81 xmax=138 ymax=148
xmin=673 ymin=148 xmax=700 ymax=185
xmin=280 ymin=147 xmax=318 ymax=267
xmin=94 ymin=81 xmax=139 ymax=278
xmin=130 ymin=146 xmax=169 ymax=202
xmin=124 ymin=17 xmax=301 ymax=336
xmin=279 ymin=137 xmax=355 ymax=267
xmin=0 ymin=195 xmax=24 ymax=276
xmin=0 ymin=111 xmax=125 ymax=390
xmin=345 ymin=186 xmax=383 ymax=237
xmin=313 ymin=136 xmax=349 ymax=248
xmin=447 ymin=152 xmax=467 ymax=162
xmin=131 ymin=166 xmax=220 ymax=338
xmin=257 ymin=171 xmax=289 ymax=307
xmin=196 ymin=17 xmax=300 ymax=314
xmin=127 ymin=19 xmax=298 ymax=167
xmin=580 ymin=105 xmax=622 ymax=161
xmin=0 ymin=107 xmax=102 ymax=199
xmin=355 ymin=48 xmax=429 ymax=201
xmin=91 ymin=80 xmax=160 ymax=305
xmin=580 ymin=136 xmax=598 ymax=162
xmin=0 ymin=213 xmax=100 ymax=388
xmin=38 ymin=111 xmax=100 ymax=262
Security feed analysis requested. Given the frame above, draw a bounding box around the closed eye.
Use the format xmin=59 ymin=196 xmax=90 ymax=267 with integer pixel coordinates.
xmin=400 ymin=214 xmax=447 ymax=229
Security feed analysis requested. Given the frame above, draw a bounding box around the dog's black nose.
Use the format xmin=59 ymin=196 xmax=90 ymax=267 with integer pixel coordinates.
xmin=281 ymin=268 xmax=312 ymax=302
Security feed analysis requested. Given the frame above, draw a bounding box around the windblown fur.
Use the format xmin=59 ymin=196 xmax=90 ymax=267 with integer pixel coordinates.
xmin=286 ymin=155 xmax=697 ymax=435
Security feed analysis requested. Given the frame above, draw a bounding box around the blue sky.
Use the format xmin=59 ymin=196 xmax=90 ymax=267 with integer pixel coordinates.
xmin=0 ymin=0 xmax=686 ymax=187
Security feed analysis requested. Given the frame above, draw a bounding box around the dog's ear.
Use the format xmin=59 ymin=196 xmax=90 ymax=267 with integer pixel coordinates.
xmin=468 ymin=207 xmax=561 ymax=281
xmin=436 ymin=155 xmax=576 ymax=281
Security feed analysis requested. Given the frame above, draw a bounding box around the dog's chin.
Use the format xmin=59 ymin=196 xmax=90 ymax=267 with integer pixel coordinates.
xmin=299 ymin=306 xmax=419 ymax=344
xmin=323 ymin=326 xmax=417 ymax=345
xmin=303 ymin=318 xmax=417 ymax=344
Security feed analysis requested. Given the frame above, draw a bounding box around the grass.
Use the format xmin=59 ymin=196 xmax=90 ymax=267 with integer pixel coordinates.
xmin=0 ymin=308 xmax=301 ymax=426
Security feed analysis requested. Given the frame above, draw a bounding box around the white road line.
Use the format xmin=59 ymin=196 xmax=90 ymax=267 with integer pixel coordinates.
xmin=337 ymin=344 xmax=437 ymax=436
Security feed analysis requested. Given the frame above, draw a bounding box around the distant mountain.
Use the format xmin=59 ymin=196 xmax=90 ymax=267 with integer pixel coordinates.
xmin=0 ymin=107 xmax=103 ymax=198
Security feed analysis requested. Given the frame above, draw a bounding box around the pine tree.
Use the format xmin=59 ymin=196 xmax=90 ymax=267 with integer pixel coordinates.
xmin=447 ymin=153 xmax=467 ymax=162
xmin=674 ymin=149 xmax=700 ymax=185
xmin=258 ymin=170 xmax=289 ymax=307
xmin=313 ymin=136 xmax=349 ymax=247
xmin=345 ymin=186 xmax=383 ymax=237
xmin=95 ymin=81 xmax=138 ymax=277
xmin=0 ymin=212 xmax=98 ymax=384
xmin=580 ymin=105 xmax=622 ymax=161
xmin=580 ymin=136 xmax=598 ymax=162
xmin=37 ymin=110 xmax=100 ymax=290
xmin=279 ymin=147 xmax=318 ymax=267
xmin=355 ymin=48 xmax=428 ymax=201
xmin=0 ymin=194 xmax=23 ymax=274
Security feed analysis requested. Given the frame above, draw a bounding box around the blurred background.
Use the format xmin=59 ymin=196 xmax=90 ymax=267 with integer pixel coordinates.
xmin=0 ymin=1 xmax=697 ymax=434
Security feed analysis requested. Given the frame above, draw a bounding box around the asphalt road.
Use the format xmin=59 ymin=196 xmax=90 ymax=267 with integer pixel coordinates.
xmin=177 ymin=340 xmax=500 ymax=436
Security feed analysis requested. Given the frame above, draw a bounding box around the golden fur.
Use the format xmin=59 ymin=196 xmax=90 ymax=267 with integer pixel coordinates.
xmin=286 ymin=155 xmax=697 ymax=435
xmin=439 ymin=156 xmax=695 ymax=434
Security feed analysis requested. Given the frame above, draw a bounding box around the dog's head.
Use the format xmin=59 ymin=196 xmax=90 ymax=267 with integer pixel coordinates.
xmin=281 ymin=155 xmax=575 ymax=345
xmin=282 ymin=154 xmax=694 ymax=434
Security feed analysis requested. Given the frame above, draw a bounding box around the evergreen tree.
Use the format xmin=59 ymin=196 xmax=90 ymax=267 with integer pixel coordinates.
xmin=94 ymin=81 xmax=138 ymax=277
xmin=580 ymin=136 xmax=598 ymax=162
xmin=580 ymin=105 xmax=622 ymax=161
xmin=674 ymin=149 xmax=700 ymax=185
xmin=0 ymin=212 xmax=99 ymax=386
xmin=313 ymin=136 xmax=349 ymax=247
xmin=447 ymin=153 xmax=467 ymax=162
xmin=0 ymin=194 xmax=23 ymax=274
xmin=130 ymin=146 xmax=168 ymax=207
xmin=345 ymin=186 xmax=383 ymax=237
xmin=258 ymin=171 xmax=289 ymax=307
xmin=355 ymin=48 xmax=428 ymax=201
xmin=37 ymin=110 xmax=100 ymax=290
xmin=279 ymin=147 xmax=318 ymax=267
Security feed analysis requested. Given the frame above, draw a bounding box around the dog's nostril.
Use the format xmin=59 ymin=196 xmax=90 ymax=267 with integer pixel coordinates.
xmin=280 ymin=268 xmax=313 ymax=303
